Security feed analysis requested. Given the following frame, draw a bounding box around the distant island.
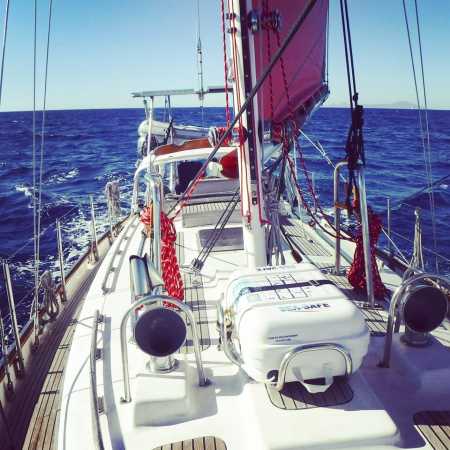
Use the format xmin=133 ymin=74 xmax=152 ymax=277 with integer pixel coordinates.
xmin=325 ymin=100 xmax=417 ymax=109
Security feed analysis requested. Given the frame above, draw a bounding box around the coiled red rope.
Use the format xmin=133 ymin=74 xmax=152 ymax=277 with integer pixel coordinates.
xmin=140 ymin=206 xmax=184 ymax=301
xmin=161 ymin=212 xmax=184 ymax=301
xmin=347 ymin=208 xmax=388 ymax=299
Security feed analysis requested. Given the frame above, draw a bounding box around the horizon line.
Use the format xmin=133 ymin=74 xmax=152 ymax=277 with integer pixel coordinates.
xmin=0 ymin=105 xmax=449 ymax=114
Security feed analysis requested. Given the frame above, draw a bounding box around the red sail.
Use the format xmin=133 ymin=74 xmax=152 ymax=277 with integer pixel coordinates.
xmin=252 ymin=0 xmax=329 ymax=127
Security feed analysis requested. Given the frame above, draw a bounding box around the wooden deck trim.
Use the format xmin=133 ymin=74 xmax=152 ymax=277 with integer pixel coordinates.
xmin=0 ymin=217 xmax=127 ymax=382
xmin=0 ymin=216 xmax=131 ymax=449
xmin=414 ymin=411 xmax=450 ymax=450
xmin=153 ymin=436 xmax=227 ymax=450
xmin=18 ymin=267 xmax=99 ymax=450
xmin=266 ymin=377 xmax=353 ymax=410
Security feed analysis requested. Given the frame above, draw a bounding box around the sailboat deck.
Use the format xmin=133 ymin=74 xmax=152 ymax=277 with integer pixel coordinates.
xmin=8 ymin=208 xmax=450 ymax=450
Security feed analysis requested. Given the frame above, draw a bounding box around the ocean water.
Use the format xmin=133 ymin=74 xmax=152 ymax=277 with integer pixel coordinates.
xmin=0 ymin=106 xmax=449 ymax=334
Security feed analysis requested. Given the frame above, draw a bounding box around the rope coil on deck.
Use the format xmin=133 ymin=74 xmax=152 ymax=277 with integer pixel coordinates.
xmin=161 ymin=212 xmax=184 ymax=301
xmin=105 ymin=181 xmax=121 ymax=217
xmin=141 ymin=207 xmax=184 ymax=300
xmin=347 ymin=207 xmax=388 ymax=299
xmin=39 ymin=270 xmax=60 ymax=321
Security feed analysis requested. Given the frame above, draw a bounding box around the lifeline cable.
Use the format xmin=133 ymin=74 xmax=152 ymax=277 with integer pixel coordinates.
xmin=32 ymin=0 xmax=39 ymax=344
xmin=0 ymin=0 xmax=10 ymax=107
xmin=36 ymin=0 xmax=54 ymax=311
xmin=414 ymin=0 xmax=437 ymax=242
xmin=339 ymin=0 xmax=364 ymax=213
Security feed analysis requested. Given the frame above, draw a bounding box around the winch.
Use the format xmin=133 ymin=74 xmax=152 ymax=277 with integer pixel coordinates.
xmin=222 ymin=263 xmax=370 ymax=392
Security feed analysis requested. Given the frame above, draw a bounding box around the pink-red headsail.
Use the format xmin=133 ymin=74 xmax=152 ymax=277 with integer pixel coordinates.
xmin=252 ymin=0 xmax=329 ymax=128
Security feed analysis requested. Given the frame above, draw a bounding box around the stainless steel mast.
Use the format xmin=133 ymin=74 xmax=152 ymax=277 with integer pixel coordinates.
xmin=229 ymin=0 xmax=267 ymax=268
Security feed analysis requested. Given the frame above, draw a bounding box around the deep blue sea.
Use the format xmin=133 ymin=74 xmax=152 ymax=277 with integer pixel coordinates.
xmin=0 ymin=107 xmax=449 ymax=334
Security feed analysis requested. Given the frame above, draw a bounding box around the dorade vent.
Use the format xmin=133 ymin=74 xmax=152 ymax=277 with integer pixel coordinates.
xmin=134 ymin=307 xmax=187 ymax=357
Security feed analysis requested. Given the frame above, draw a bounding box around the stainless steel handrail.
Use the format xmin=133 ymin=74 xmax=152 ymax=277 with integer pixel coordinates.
xmin=101 ymin=215 xmax=138 ymax=294
xmin=386 ymin=197 xmax=392 ymax=256
xmin=357 ymin=166 xmax=376 ymax=307
xmin=333 ymin=162 xmax=375 ymax=306
xmin=89 ymin=310 xmax=105 ymax=450
xmin=333 ymin=161 xmax=348 ymax=274
xmin=380 ymin=272 xmax=450 ymax=368
xmin=217 ymin=304 xmax=244 ymax=368
xmin=146 ymin=173 xmax=163 ymax=276
xmin=89 ymin=195 xmax=99 ymax=262
xmin=274 ymin=342 xmax=352 ymax=391
xmin=218 ymin=304 xmax=352 ymax=390
xmin=120 ymin=294 xmax=208 ymax=403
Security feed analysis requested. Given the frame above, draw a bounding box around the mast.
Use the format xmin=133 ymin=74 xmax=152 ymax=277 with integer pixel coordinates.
xmin=196 ymin=0 xmax=205 ymax=122
xmin=230 ymin=0 xmax=267 ymax=268
xmin=197 ymin=36 xmax=204 ymax=100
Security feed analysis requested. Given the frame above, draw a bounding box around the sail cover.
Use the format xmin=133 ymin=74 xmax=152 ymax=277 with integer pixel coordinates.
xmin=252 ymin=0 xmax=329 ymax=127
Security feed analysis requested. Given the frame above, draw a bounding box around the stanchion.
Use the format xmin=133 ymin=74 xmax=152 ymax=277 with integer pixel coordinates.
xmin=2 ymin=263 xmax=25 ymax=376
xmin=56 ymin=220 xmax=67 ymax=302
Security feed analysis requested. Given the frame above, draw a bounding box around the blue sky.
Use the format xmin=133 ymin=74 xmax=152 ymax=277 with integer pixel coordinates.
xmin=1 ymin=0 xmax=449 ymax=111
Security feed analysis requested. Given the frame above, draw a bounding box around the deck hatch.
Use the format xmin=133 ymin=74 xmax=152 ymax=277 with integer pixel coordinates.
xmin=198 ymin=227 xmax=244 ymax=252
xmin=182 ymin=201 xmax=241 ymax=228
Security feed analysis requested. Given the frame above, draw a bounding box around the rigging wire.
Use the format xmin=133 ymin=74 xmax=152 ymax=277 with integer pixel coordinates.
xmin=386 ymin=173 xmax=450 ymax=211
xmin=298 ymin=129 xmax=337 ymax=171
xmin=325 ymin=0 xmax=329 ymax=84
xmin=390 ymin=229 xmax=450 ymax=265
xmin=190 ymin=188 xmax=240 ymax=272
xmin=0 ymin=0 xmax=10 ymax=107
xmin=342 ymin=0 xmax=357 ymax=103
xmin=339 ymin=0 xmax=365 ymax=214
xmin=36 ymin=0 xmax=54 ymax=309
xmin=32 ymin=0 xmax=39 ymax=341
xmin=401 ymin=0 xmax=438 ymax=271
xmin=2 ymin=203 xmax=81 ymax=264
xmin=380 ymin=228 xmax=410 ymax=266
xmin=413 ymin=0 xmax=438 ymax=270
xmin=339 ymin=0 xmax=354 ymax=111
xmin=220 ymin=0 xmax=231 ymax=127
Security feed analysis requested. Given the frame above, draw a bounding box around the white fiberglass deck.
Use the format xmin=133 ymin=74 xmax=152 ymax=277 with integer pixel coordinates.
xmin=57 ymin=209 xmax=450 ymax=450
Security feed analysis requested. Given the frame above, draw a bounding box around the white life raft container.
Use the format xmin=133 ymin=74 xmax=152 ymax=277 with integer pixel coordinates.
xmin=223 ymin=263 xmax=370 ymax=392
